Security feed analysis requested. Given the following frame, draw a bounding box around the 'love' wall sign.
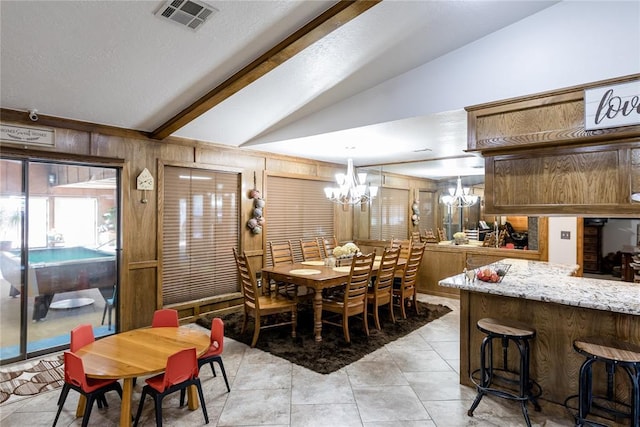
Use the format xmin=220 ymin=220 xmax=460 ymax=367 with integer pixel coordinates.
xmin=584 ymin=80 xmax=640 ymax=131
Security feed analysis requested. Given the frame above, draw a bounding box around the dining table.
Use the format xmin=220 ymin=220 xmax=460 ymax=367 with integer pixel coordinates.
xmin=74 ymin=326 xmax=210 ymax=427
xmin=261 ymin=256 xmax=405 ymax=342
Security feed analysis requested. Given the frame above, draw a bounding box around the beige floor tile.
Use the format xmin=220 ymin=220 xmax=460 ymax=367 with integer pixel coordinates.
xmin=0 ymin=294 xmax=593 ymax=426
xmin=353 ymin=385 xmax=431 ymax=423
xmin=290 ymin=403 xmax=362 ymax=427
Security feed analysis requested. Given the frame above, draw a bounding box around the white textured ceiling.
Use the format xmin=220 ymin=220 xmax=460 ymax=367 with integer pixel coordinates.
xmin=0 ymin=0 xmax=561 ymax=179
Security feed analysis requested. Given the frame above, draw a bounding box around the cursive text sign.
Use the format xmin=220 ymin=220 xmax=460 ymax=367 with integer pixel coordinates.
xmin=584 ymin=80 xmax=640 ymax=131
xmin=0 ymin=122 xmax=55 ymax=147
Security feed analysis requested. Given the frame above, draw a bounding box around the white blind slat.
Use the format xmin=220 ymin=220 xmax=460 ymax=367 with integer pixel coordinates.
xmin=266 ymin=176 xmax=334 ymax=265
xmin=162 ymin=166 xmax=239 ymax=305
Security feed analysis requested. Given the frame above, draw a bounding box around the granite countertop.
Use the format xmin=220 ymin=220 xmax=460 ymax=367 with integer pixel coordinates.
xmin=438 ymin=258 xmax=640 ymax=316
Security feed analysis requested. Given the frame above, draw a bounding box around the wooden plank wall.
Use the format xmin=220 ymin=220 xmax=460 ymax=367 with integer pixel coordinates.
xmin=0 ymin=109 xmax=435 ymax=331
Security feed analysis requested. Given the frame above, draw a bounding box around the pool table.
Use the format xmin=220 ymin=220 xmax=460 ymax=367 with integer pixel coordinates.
xmin=1 ymin=247 xmax=116 ymax=321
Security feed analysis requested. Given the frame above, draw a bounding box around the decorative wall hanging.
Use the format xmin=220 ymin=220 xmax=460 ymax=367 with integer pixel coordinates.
xmin=411 ymin=200 xmax=420 ymax=226
xmin=246 ymin=173 xmax=265 ymax=235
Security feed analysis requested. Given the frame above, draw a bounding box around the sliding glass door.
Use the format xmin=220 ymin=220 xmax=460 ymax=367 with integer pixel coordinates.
xmin=0 ymin=158 xmax=120 ymax=363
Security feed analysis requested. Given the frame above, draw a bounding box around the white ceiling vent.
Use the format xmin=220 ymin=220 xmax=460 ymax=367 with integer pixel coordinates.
xmin=155 ymin=0 xmax=218 ymax=31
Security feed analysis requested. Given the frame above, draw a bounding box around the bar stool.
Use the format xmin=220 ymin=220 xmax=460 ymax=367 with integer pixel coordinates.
xmin=468 ymin=318 xmax=542 ymax=427
xmin=572 ymin=337 xmax=640 ymax=427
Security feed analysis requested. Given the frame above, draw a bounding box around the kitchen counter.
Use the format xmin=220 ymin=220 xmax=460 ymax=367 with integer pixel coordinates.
xmin=439 ymin=258 xmax=639 ymax=315
xmin=439 ymin=258 xmax=639 ymax=410
xmin=419 ymin=244 xmax=544 ymax=298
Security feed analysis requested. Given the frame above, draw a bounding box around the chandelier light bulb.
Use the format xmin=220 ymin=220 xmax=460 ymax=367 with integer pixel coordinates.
xmin=325 ymin=158 xmax=378 ymax=206
xmin=442 ymin=176 xmax=478 ymax=207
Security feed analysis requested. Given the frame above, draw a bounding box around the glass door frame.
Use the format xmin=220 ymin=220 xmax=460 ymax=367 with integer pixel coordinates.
xmin=0 ymin=156 xmax=122 ymax=364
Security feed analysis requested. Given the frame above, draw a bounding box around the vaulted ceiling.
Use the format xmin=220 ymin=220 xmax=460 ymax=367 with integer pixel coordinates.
xmin=3 ymin=1 xmax=635 ymax=181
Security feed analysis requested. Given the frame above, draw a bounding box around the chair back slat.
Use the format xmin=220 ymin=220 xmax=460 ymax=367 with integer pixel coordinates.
xmin=269 ymin=241 xmax=295 ymax=266
xmin=400 ymin=243 xmax=426 ymax=290
xmin=345 ymin=253 xmax=375 ymax=303
xmin=372 ymin=247 xmax=400 ymax=293
xmin=317 ymin=236 xmax=337 ymax=259
xmin=391 ymin=238 xmax=411 ymax=260
xmin=300 ymin=239 xmax=323 ymax=261
xmin=233 ymin=248 xmax=260 ymax=309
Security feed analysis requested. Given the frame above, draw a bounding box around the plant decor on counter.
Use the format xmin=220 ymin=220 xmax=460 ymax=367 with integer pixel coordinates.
xmin=453 ymin=231 xmax=468 ymax=245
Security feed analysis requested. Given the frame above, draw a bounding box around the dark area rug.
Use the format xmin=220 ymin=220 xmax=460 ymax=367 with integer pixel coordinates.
xmin=196 ymin=301 xmax=451 ymax=374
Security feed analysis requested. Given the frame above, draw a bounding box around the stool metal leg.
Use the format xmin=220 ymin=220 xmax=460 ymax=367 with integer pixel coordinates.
xmin=620 ymin=365 xmax=640 ymax=427
xmin=468 ymin=326 xmax=540 ymax=426
xmin=606 ymin=361 xmax=615 ymax=401
xmin=577 ymin=358 xmax=596 ymax=426
xmin=468 ymin=335 xmax=492 ymax=416
xmin=515 ymin=338 xmax=533 ymax=427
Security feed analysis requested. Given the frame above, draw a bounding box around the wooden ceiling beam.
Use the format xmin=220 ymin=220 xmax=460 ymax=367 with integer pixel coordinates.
xmin=150 ymin=0 xmax=381 ymax=141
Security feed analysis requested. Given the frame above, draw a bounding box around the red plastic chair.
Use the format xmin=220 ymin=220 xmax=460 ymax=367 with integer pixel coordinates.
xmin=52 ymin=352 xmax=123 ymax=427
xmin=151 ymin=308 xmax=179 ymax=327
xmin=67 ymin=324 xmax=110 ymax=409
xmin=70 ymin=324 xmax=94 ymax=352
xmin=197 ymin=317 xmax=230 ymax=392
xmin=133 ymin=347 xmax=209 ymax=427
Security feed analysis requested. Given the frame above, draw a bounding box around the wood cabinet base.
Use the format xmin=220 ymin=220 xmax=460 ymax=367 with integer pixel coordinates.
xmin=459 ymin=290 xmax=639 ymax=408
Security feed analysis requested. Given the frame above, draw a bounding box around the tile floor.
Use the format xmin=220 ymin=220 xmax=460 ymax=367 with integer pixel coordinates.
xmin=0 ymin=295 xmax=586 ymax=426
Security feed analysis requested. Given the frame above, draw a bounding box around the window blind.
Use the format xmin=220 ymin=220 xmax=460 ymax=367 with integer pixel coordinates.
xmin=419 ymin=190 xmax=436 ymax=233
xmin=162 ymin=166 xmax=239 ymax=305
xmin=370 ymin=187 xmax=409 ymax=241
xmin=266 ymin=176 xmax=334 ymax=264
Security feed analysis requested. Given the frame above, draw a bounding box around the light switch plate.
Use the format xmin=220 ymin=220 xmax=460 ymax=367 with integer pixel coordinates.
xmin=560 ymin=231 xmax=571 ymax=240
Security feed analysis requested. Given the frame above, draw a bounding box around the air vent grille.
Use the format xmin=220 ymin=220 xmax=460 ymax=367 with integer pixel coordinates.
xmin=155 ymin=0 xmax=218 ymax=31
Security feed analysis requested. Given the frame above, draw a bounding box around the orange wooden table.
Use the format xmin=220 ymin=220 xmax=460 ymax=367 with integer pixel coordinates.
xmin=75 ymin=326 xmax=210 ymax=427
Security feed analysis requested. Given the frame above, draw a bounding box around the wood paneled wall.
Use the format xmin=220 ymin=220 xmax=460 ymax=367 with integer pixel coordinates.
xmin=0 ymin=108 xmax=434 ymax=331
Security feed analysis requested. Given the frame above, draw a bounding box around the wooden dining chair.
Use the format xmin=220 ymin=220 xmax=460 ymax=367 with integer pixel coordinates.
xmin=268 ymin=240 xmax=295 ymax=266
xmin=53 ymin=351 xmax=123 ymax=427
xmin=317 ymin=236 xmax=338 ymax=259
xmin=133 ymin=347 xmax=208 ymax=427
xmin=423 ymin=229 xmax=438 ymax=243
xmin=391 ymin=238 xmax=411 ymax=261
xmin=233 ymin=248 xmax=297 ymax=347
xmin=269 ymin=240 xmax=312 ymax=299
xmin=322 ymin=252 xmax=375 ymax=343
xmin=366 ymin=247 xmax=401 ymax=330
xmin=393 ymin=243 xmax=426 ymax=319
xmin=152 ymin=308 xmax=179 ymax=327
xmin=411 ymin=230 xmax=421 ymax=243
xmin=299 ymin=238 xmax=323 ymax=261
xmin=196 ymin=317 xmax=230 ymax=392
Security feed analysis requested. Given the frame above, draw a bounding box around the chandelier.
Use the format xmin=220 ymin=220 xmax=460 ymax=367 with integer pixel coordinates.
xmin=324 ymin=159 xmax=378 ymax=205
xmin=441 ymin=176 xmax=478 ymax=207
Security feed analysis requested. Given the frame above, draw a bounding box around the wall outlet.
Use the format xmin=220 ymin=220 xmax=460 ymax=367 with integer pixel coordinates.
xmin=560 ymin=231 xmax=571 ymax=240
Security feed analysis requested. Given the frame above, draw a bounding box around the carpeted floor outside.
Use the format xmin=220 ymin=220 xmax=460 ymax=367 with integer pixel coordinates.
xmin=196 ymin=300 xmax=451 ymax=374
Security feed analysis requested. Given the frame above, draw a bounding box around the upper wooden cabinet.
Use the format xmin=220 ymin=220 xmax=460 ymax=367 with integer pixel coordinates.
xmin=466 ymin=74 xmax=640 ymax=216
